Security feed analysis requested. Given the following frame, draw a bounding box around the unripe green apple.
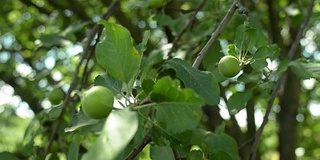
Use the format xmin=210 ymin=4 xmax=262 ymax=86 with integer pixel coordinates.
xmin=148 ymin=0 xmax=165 ymax=8
xmin=81 ymin=86 xmax=114 ymax=119
xmin=218 ymin=55 xmax=241 ymax=77
xmin=48 ymin=88 xmax=64 ymax=105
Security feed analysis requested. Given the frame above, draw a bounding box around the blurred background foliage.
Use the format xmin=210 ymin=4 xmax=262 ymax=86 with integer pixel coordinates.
xmin=0 ymin=0 xmax=320 ymax=160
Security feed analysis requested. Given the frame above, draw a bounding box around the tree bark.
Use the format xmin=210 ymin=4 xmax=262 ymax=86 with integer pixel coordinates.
xmin=278 ymin=70 xmax=300 ymax=160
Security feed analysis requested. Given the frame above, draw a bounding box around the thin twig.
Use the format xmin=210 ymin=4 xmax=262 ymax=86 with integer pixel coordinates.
xmin=192 ymin=0 xmax=240 ymax=68
xmin=125 ymin=131 xmax=152 ymax=160
xmin=20 ymin=0 xmax=52 ymax=15
xmin=286 ymin=2 xmax=314 ymax=60
xmin=173 ymin=149 xmax=182 ymax=160
xmin=43 ymin=0 xmax=120 ymax=158
xmin=248 ymin=1 xmax=315 ymax=159
xmin=238 ymin=136 xmax=255 ymax=150
xmin=167 ymin=0 xmax=208 ymax=59
xmin=165 ymin=7 xmax=198 ymax=14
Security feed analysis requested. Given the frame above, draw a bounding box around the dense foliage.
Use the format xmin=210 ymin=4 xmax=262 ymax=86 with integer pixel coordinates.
xmin=0 ymin=0 xmax=320 ymax=160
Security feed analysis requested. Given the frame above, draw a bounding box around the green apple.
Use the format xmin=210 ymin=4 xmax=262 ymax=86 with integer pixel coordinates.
xmin=81 ymin=86 xmax=114 ymax=119
xmin=48 ymin=88 xmax=64 ymax=105
xmin=148 ymin=0 xmax=165 ymax=8
xmin=218 ymin=55 xmax=241 ymax=77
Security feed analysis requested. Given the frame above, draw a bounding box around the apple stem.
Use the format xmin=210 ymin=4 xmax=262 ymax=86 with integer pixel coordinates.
xmin=131 ymin=103 xmax=157 ymax=110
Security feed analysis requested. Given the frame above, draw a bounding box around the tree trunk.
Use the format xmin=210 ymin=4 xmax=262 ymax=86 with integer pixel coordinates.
xmin=278 ymin=70 xmax=300 ymax=160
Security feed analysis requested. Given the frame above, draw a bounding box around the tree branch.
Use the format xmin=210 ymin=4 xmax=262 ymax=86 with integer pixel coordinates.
xmin=125 ymin=131 xmax=152 ymax=160
xmin=43 ymin=0 xmax=121 ymax=158
xmin=248 ymin=0 xmax=315 ymax=159
xmin=167 ymin=0 xmax=208 ymax=59
xmin=266 ymin=0 xmax=281 ymax=44
xmin=19 ymin=0 xmax=52 ymax=15
xmin=47 ymin=0 xmax=90 ymax=21
xmin=192 ymin=0 xmax=240 ymax=68
xmin=101 ymin=0 xmax=143 ymax=43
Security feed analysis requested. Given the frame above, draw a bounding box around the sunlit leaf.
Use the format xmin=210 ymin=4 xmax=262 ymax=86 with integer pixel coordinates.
xmin=64 ymin=110 xmax=100 ymax=132
xmin=81 ymin=109 xmax=138 ymax=160
xmin=96 ymin=21 xmax=142 ymax=83
xmin=228 ymin=44 xmax=238 ymax=57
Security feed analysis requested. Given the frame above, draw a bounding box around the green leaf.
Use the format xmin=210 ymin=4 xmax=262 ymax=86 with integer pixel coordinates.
xmin=150 ymin=145 xmax=175 ymax=160
xmin=290 ymin=60 xmax=320 ymax=79
xmin=156 ymin=102 xmax=203 ymax=134
xmin=227 ymin=90 xmax=253 ymax=115
xmin=238 ymin=73 xmax=261 ymax=83
xmin=187 ymin=149 xmax=204 ymax=160
xmin=20 ymin=119 xmax=41 ymax=155
xmin=45 ymin=105 xmax=62 ymax=120
xmin=68 ymin=134 xmax=83 ymax=160
xmin=164 ymin=58 xmax=220 ymax=105
xmin=189 ymin=128 xmax=210 ymax=146
xmin=250 ymin=59 xmax=267 ymax=72
xmin=0 ymin=152 xmax=19 ymax=160
xmin=136 ymin=30 xmax=151 ymax=54
xmin=153 ymin=14 xmax=173 ymax=27
xmin=94 ymin=74 xmax=122 ymax=95
xmin=138 ymin=144 xmax=151 ymax=160
xmin=202 ymin=41 xmax=223 ymax=69
xmin=210 ymin=150 xmax=232 ymax=160
xmin=276 ymin=60 xmax=290 ymax=76
xmin=227 ymin=44 xmax=238 ymax=57
xmin=151 ymin=123 xmax=182 ymax=146
xmin=235 ymin=24 xmax=258 ymax=51
xmin=151 ymin=77 xmax=204 ymax=134
xmin=151 ymin=77 xmax=203 ymax=103
xmin=203 ymin=133 xmax=240 ymax=160
xmin=251 ymin=45 xmax=280 ymax=72
xmin=140 ymin=51 xmax=164 ymax=81
xmin=185 ymin=129 xmax=239 ymax=160
xmin=214 ymin=123 xmax=226 ymax=135
xmin=250 ymin=46 xmax=271 ymax=71
xmin=81 ymin=109 xmax=138 ymax=160
xmin=142 ymin=79 xmax=155 ymax=94
xmin=64 ymin=110 xmax=100 ymax=132
xmin=252 ymin=45 xmax=273 ymax=60
xmin=96 ymin=21 xmax=142 ymax=83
